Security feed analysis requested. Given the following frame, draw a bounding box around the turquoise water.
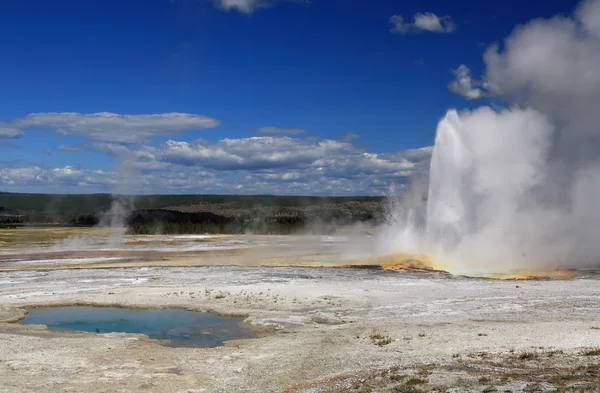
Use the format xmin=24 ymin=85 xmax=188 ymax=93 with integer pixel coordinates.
xmin=22 ymin=307 xmax=253 ymax=347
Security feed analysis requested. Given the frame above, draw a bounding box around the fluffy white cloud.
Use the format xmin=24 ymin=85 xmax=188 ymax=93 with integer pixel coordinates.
xmin=152 ymin=137 xmax=431 ymax=193
xmin=211 ymin=0 xmax=309 ymax=14
xmin=0 ymin=166 xmax=116 ymax=188
xmin=313 ymin=152 xmax=417 ymax=179
xmin=414 ymin=12 xmax=456 ymax=33
xmin=0 ymin=125 xmax=24 ymax=138
xmin=390 ymin=12 xmax=456 ymax=34
xmin=155 ymin=137 xmax=358 ymax=170
xmin=16 ymin=135 xmax=433 ymax=195
xmin=447 ymin=65 xmax=487 ymax=100
xmin=0 ymin=112 xmax=220 ymax=143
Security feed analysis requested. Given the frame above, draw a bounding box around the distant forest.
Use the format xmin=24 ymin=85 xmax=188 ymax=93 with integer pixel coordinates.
xmin=0 ymin=192 xmax=384 ymax=234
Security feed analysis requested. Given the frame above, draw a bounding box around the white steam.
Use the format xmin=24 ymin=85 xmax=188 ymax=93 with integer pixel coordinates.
xmin=379 ymin=0 xmax=600 ymax=273
xmin=102 ymin=150 xmax=138 ymax=247
xmin=50 ymin=150 xmax=138 ymax=252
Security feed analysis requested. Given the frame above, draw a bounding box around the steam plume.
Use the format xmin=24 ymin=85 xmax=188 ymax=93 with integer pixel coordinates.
xmin=379 ymin=0 xmax=600 ymax=273
xmin=102 ymin=150 xmax=138 ymax=247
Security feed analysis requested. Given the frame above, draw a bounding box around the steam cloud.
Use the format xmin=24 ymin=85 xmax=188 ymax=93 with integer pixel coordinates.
xmin=52 ymin=150 xmax=138 ymax=252
xmin=380 ymin=0 xmax=600 ymax=273
xmin=102 ymin=150 xmax=139 ymax=247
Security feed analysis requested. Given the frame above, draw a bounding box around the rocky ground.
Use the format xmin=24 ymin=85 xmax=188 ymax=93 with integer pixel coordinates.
xmin=0 ymin=263 xmax=599 ymax=392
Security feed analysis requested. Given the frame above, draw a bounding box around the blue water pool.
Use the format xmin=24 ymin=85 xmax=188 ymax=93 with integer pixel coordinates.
xmin=21 ymin=306 xmax=253 ymax=347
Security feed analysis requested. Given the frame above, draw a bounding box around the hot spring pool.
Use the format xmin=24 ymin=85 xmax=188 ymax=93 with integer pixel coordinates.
xmin=21 ymin=306 xmax=253 ymax=347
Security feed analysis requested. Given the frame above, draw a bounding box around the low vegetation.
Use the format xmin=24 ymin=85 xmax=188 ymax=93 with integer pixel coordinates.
xmin=517 ymin=351 xmax=539 ymax=360
xmin=370 ymin=331 xmax=393 ymax=346
xmin=0 ymin=192 xmax=384 ymax=234
xmin=321 ymin=348 xmax=600 ymax=393
xmin=0 ymin=214 xmax=23 ymax=228
xmin=581 ymin=347 xmax=600 ymax=356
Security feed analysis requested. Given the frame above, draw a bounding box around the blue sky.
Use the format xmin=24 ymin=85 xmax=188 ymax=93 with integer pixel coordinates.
xmin=0 ymin=0 xmax=582 ymax=195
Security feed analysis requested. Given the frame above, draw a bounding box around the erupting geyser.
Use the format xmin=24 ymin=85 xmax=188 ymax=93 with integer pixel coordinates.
xmin=422 ymin=108 xmax=556 ymax=273
xmin=378 ymin=0 xmax=600 ymax=274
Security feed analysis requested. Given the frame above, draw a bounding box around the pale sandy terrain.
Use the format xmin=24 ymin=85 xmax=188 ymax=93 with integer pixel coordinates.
xmin=0 ymin=228 xmax=377 ymax=270
xmin=0 ymin=229 xmax=599 ymax=392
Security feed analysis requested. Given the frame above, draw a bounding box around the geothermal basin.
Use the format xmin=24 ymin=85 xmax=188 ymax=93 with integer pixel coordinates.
xmin=21 ymin=306 xmax=253 ymax=348
xmin=0 ymin=228 xmax=599 ymax=392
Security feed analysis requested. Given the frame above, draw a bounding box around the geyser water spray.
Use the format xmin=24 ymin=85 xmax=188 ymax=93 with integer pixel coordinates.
xmin=378 ymin=0 xmax=600 ymax=274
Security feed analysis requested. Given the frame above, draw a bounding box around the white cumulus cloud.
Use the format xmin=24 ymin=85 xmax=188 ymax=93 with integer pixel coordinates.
xmin=0 ymin=112 xmax=220 ymax=144
xmin=46 ymin=135 xmax=433 ymax=195
xmin=156 ymin=137 xmax=356 ymax=170
xmin=213 ymin=0 xmax=308 ymax=14
xmin=390 ymin=12 xmax=456 ymax=34
xmin=0 ymin=125 xmax=24 ymax=138
xmin=447 ymin=65 xmax=487 ymax=100
xmin=0 ymin=166 xmax=116 ymax=188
